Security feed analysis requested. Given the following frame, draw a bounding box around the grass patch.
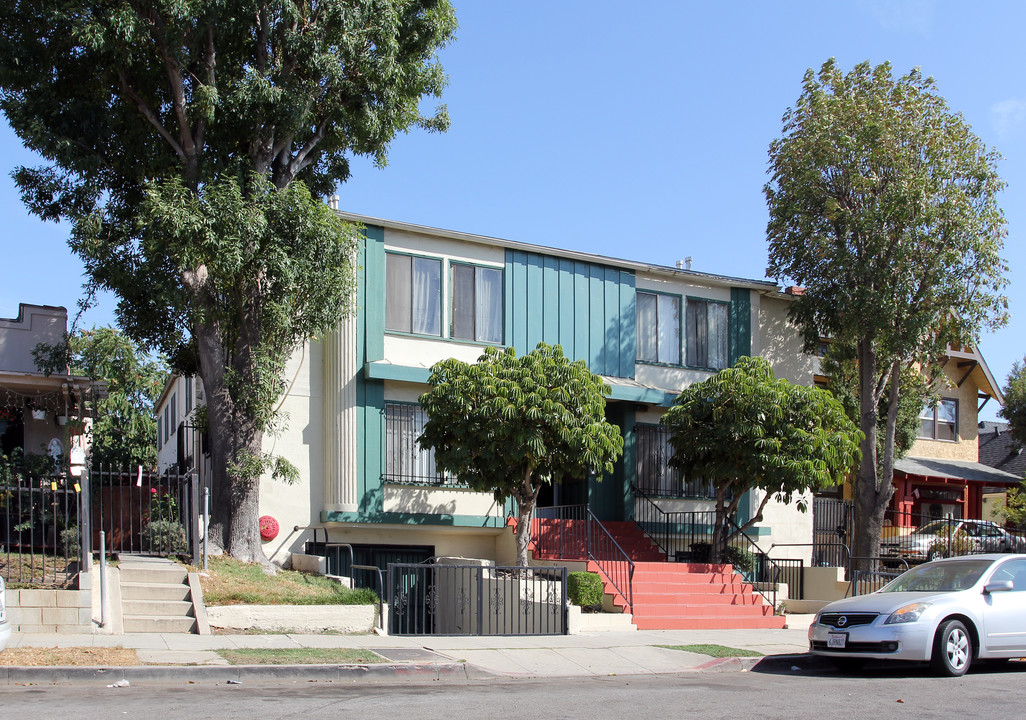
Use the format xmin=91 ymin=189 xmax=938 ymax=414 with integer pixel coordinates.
xmin=216 ymin=648 xmax=386 ymax=665
xmin=0 ymin=647 xmax=140 ymax=666
xmin=657 ymin=644 xmax=762 ymax=658
xmin=196 ymin=556 xmax=379 ymax=606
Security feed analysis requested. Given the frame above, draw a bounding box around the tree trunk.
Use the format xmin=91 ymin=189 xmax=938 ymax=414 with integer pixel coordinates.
xmin=709 ymin=485 xmax=729 ymax=565
xmin=514 ymin=470 xmax=540 ymax=567
xmin=851 ymin=341 xmax=894 ymax=571
xmin=194 ymin=313 xmax=270 ymax=567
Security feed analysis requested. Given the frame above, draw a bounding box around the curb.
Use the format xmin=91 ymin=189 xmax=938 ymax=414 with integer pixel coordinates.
xmin=0 ymin=662 xmax=494 ymax=686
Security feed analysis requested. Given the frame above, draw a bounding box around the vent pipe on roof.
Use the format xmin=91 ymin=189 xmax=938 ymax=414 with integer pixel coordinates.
xmin=327 ymin=194 xmax=339 ymax=211
xmin=675 ymin=258 xmax=693 ymax=271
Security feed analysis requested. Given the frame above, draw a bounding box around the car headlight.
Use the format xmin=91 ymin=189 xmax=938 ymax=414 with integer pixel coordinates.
xmin=884 ymin=602 xmax=931 ymax=625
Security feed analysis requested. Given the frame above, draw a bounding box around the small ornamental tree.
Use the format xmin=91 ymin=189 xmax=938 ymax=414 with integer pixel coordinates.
xmin=419 ymin=343 xmax=624 ymax=567
xmin=660 ymin=356 xmax=862 ymax=563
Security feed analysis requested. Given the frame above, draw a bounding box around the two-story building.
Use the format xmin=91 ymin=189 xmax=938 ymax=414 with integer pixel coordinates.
xmin=158 ymin=214 xmax=828 ymax=578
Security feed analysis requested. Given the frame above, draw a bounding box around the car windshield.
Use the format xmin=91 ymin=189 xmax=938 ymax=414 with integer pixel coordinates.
xmin=880 ymin=559 xmax=992 ymax=593
xmin=915 ymin=520 xmax=956 ymax=535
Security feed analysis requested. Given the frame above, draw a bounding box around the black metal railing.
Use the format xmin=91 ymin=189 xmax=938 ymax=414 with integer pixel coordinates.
xmin=388 ymin=562 xmax=568 ymax=636
xmin=534 ymin=504 xmax=634 ymax=613
xmin=0 ymin=466 xmax=85 ymax=587
xmin=90 ymin=465 xmax=200 ymax=559
xmin=847 ymin=556 xmax=909 ymax=597
xmin=634 ymin=424 xmax=718 ymax=499
xmin=632 ymin=485 xmax=789 ymax=608
xmin=813 ymin=497 xmax=853 ymax=567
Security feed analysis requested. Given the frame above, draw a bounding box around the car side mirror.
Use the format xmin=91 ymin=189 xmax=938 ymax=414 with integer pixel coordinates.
xmin=984 ymin=580 xmax=1014 ymax=594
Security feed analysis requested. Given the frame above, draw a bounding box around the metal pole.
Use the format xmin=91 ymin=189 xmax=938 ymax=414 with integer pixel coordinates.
xmin=99 ymin=530 xmax=108 ymax=628
xmin=203 ymin=486 xmax=210 ymax=572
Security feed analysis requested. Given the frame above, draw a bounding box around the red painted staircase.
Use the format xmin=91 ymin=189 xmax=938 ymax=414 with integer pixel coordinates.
xmin=531 ymin=518 xmax=785 ymax=630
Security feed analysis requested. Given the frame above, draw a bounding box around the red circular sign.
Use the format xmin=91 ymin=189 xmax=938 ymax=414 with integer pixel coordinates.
xmin=259 ymin=515 xmax=279 ymax=541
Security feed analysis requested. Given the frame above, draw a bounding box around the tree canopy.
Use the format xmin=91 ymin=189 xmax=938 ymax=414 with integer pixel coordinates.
xmin=765 ymin=59 xmax=1008 ymax=563
xmin=661 ymin=356 xmax=862 ymax=562
xmin=999 ymin=358 xmax=1026 ymax=449
xmin=35 ymin=327 xmax=168 ymax=468
xmin=0 ymin=0 xmax=457 ymax=563
xmin=419 ymin=343 xmax=624 ymax=566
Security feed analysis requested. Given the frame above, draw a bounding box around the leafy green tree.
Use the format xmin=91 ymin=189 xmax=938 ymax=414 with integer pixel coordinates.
xmin=419 ymin=344 xmax=624 ymax=567
xmin=0 ymin=1 xmax=456 ymax=563
xmin=661 ymin=356 xmax=862 ymax=563
xmin=999 ymin=358 xmax=1026 ymax=448
xmin=35 ymin=327 xmax=168 ymax=468
xmin=820 ymin=345 xmax=930 ymax=472
xmin=765 ymin=60 xmax=1008 ymax=565
xmin=999 ymin=482 xmax=1026 ymax=530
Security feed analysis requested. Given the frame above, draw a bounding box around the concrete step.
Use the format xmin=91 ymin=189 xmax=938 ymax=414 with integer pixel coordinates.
xmin=123 ymin=598 xmax=195 ymax=617
xmin=123 ymin=615 xmax=198 ymax=633
xmin=632 ymin=602 xmax=775 ymax=618
xmin=576 ymin=612 xmax=637 ymax=632
xmin=119 ymin=564 xmax=188 ymax=585
xmin=120 ymin=581 xmax=192 ymax=602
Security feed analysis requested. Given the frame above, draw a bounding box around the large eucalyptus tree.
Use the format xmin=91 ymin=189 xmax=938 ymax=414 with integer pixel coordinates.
xmin=765 ymin=60 xmax=1008 ymax=563
xmin=0 ymin=0 xmax=457 ymax=563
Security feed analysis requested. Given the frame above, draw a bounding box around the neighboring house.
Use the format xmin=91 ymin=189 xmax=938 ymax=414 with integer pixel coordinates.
xmin=155 ymin=373 xmax=203 ymax=475
xmin=0 ymin=303 xmax=95 ymax=467
xmin=978 ymin=420 xmax=1026 ymax=521
xmin=157 ymin=213 xmax=823 ymax=570
xmin=886 ymin=347 xmax=1020 ymax=528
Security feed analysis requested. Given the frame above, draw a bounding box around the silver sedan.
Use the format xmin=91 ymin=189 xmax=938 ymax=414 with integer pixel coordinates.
xmin=809 ymin=554 xmax=1026 ymax=676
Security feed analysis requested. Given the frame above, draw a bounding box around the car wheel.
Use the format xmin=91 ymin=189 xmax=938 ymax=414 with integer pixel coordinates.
xmin=931 ymin=619 xmax=973 ymax=677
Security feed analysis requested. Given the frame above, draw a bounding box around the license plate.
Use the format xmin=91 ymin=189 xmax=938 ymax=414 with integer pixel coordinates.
xmin=828 ymin=634 xmax=847 ymax=649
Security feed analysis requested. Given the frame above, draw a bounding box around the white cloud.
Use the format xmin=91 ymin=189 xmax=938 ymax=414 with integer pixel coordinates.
xmin=857 ymin=0 xmax=935 ymax=35
xmin=991 ymin=98 xmax=1026 ymax=141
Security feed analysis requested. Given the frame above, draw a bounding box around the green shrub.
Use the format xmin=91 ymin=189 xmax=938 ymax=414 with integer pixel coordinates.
xmin=143 ymin=519 xmax=188 ymax=554
xmin=723 ymin=545 xmax=756 ymax=575
xmin=568 ymin=571 xmax=604 ymax=607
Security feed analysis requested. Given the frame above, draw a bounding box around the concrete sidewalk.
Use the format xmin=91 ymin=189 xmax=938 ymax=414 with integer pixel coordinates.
xmin=0 ymin=616 xmax=814 ymax=684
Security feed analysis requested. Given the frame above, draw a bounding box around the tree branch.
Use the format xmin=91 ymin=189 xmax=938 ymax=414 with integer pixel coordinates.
xmin=117 ymin=70 xmax=186 ymax=161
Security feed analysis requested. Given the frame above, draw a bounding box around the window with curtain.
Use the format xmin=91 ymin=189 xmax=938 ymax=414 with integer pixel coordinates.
xmin=385 ymin=252 xmax=441 ymax=336
xmin=636 ymin=291 xmax=681 ymax=364
xmin=918 ymin=399 xmax=958 ymax=441
xmin=383 ymin=403 xmax=459 ymax=485
xmin=635 ymin=424 xmax=718 ymax=498
xmin=685 ymin=299 xmax=729 ymax=370
xmin=451 ymin=264 xmax=503 ymax=343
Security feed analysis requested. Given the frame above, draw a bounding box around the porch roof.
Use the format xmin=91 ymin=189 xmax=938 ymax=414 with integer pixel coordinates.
xmin=894 ymin=456 xmax=1021 ymax=486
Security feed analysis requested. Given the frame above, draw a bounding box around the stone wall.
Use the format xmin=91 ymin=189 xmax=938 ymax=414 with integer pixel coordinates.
xmin=6 ymin=588 xmax=92 ymax=633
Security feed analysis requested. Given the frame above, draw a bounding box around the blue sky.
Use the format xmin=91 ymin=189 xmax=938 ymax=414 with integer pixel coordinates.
xmin=2 ymin=1 xmax=1024 ymax=420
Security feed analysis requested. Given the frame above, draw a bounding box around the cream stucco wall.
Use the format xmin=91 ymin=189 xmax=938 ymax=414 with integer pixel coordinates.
xmin=0 ymin=304 xmax=66 ymax=374
xmin=757 ymin=294 xmax=817 ymax=385
xmin=257 ymin=338 xmax=327 ymax=564
xmin=908 ymin=364 xmax=981 ymax=462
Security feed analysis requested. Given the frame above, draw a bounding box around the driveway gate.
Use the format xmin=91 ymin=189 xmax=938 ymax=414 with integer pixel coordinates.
xmin=388 ymin=563 xmax=568 ymax=636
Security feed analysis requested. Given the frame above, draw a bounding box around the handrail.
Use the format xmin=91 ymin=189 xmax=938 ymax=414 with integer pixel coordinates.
xmin=585 ymin=507 xmax=635 ymax=614
xmin=351 ymin=562 xmax=385 ymax=631
xmin=631 ymin=485 xmax=674 ymax=557
xmin=845 ymin=555 xmax=910 ymax=598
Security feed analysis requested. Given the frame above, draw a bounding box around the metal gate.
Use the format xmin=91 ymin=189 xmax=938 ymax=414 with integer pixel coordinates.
xmin=813 ymin=497 xmax=853 ymax=567
xmin=90 ymin=465 xmax=201 ymax=559
xmin=388 ymin=563 xmax=568 ymax=636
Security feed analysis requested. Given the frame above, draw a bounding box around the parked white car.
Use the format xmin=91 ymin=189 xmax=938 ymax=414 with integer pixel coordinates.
xmin=0 ymin=576 xmax=11 ymax=651
xmin=810 ymin=554 xmax=1026 ymax=676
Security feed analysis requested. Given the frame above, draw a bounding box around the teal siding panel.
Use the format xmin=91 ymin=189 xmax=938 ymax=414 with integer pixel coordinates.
xmin=363 ymin=225 xmax=385 ymax=362
xmin=573 ymin=263 xmax=591 ymax=365
xmin=504 ymin=250 xmax=636 ymax=377
xmin=542 ymin=255 xmax=560 ymax=345
xmin=729 ymin=287 xmax=752 ymax=365
xmin=504 ymin=252 xmax=516 ymax=347
xmin=589 ymin=265 xmax=606 ymax=372
xmin=618 ymin=272 xmax=637 ymax=379
xmin=526 ymin=254 xmax=544 ymax=351
xmin=603 ymin=267 xmax=620 ymax=376
xmin=510 ymin=250 xmax=528 ymax=353
xmin=622 ymin=408 xmax=636 ymax=521
xmin=558 ymin=258 xmax=576 ymax=359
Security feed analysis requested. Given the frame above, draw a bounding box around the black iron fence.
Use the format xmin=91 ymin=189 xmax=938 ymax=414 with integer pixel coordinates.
xmin=0 ymin=464 xmax=85 ymax=586
xmin=388 ymin=562 xmax=568 ymax=636
xmin=90 ymin=465 xmax=200 ymax=559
